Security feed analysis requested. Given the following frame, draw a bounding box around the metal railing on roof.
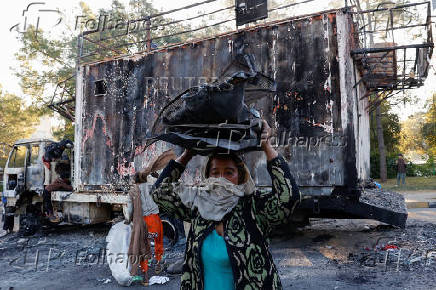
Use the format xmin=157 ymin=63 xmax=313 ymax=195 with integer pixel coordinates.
xmin=350 ymin=1 xmax=433 ymax=97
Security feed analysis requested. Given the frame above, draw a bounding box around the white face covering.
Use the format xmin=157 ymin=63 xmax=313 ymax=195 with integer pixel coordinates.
xmin=174 ymin=172 xmax=255 ymax=221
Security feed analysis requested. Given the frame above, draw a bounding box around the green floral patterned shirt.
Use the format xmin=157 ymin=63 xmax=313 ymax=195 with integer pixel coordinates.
xmin=152 ymin=155 xmax=300 ymax=290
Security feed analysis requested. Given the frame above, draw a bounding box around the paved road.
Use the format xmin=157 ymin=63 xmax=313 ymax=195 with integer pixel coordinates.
xmin=402 ymin=190 xmax=436 ymax=209
xmin=1 ymin=199 xmax=435 ymax=290
xmin=1 ymin=211 xmax=435 ymax=290
xmin=408 ymin=208 xmax=436 ymax=223
xmin=403 ymin=191 xmax=436 ymax=202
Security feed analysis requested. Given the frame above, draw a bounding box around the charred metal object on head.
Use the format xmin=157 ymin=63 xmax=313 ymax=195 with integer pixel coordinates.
xmin=150 ymin=69 xmax=274 ymax=155
xmin=163 ymin=71 xmax=257 ymax=125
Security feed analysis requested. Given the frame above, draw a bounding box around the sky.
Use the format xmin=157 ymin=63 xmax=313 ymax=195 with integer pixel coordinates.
xmin=0 ymin=0 xmax=206 ymax=96
xmin=0 ymin=0 xmax=435 ymax=122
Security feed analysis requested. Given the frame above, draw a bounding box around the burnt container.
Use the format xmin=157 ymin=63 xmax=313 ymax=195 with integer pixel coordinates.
xmin=74 ymin=10 xmax=370 ymax=197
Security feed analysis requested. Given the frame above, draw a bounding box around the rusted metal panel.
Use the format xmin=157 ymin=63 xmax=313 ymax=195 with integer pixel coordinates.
xmin=26 ymin=165 xmax=44 ymax=192
xmin=356 ymin=76 xmax=370 ymax=181
xmin=26 ymin=143 xmax=45 ymax=193
xmin=74 ymin=66 xmax=85 ymax=189
xmin=76 ymin=10 xmax=367 ymax=196
xmin=336 ymin=11 xmax=360 ymax=191
xmin=354 ymin=43 xmax=397 ymax=89
xmin=51 ymin=191 xmax=129 ymax=203
xmin=62 ymin=201 xmax=111 ymax=224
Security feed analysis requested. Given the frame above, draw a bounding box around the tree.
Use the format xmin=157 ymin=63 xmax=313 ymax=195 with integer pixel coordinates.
xmin=375 ymin=103 xmax=387 ymax=181
xmin=363 ymin=0 xmax=389 ymax=182
xmin=53 ymin=120 xmax=75 ymax=142
xmin=356 ymin=0 xmax=418 ymax=181
xmin=422 ymin=95 xmax=436 ymax=157
xmin=0 ymin=85 xmax=40 ymax=167
xmin=14 ymin=0 xmax=193 ymax=138
xmin=369 ymin=101 xmax=401 ymax=179
xmin=399 ymin=112 xmax=426 ymax=155
xmin=370 ymin=102 xmax=401 ymax=150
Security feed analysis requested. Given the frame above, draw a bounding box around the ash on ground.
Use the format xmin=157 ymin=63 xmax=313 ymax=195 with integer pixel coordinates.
xmin=347 ymin=222 xmax=436 ymax=272
xmin=0 ymin=223 xmax=185 ymax=289
xmin=1 ymin=215 xmax=435 ymax=289
xmin=360 ymin=189 xmax=408 ymax=214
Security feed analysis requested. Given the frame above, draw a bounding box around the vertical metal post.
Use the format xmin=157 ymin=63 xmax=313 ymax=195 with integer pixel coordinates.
xmin=235 ymin=2 xmax=238 ymax=31
xmin=402 ymin=48 xmax=406 ymax=91
xmin=426 ymin=2 xmax=433 ymax=44
xmin=76 ymin=32 xmax=83 ymax=68
xmin=390 ymin=9 xmax=395 ymax=44
xmin=146 ymin=17 xmax=151 ymax=52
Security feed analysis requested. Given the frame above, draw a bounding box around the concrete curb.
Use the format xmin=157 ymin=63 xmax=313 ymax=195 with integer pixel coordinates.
xmin=406 ymin=201 xmax=436 ymax=209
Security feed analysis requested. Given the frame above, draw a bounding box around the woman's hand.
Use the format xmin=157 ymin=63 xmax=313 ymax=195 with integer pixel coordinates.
xmin=175 ymin=149 xmax=195 ymax=167
xmin=260 ymin=120 xmax=278 ymax=161
xmin=260 ymin=120 xmax=272 ymax=149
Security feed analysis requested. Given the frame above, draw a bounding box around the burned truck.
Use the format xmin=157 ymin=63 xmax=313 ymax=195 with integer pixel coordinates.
xmin=4 ymin=5 xmax=433 ymax=229
xmin=2 ymin=138 xmax=74 ymax=232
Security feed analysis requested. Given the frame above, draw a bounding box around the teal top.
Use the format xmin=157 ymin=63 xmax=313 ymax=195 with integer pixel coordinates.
xmin=201 ymin=230 xmax=235 ymax=290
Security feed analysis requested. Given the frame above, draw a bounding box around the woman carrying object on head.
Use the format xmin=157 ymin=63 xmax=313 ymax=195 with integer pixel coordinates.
xmin=151 ymin=120 xmax=301 ymax=290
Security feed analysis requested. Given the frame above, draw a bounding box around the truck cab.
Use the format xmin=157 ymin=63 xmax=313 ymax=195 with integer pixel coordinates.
xmin=3 ymin=138 xmax=55 ymax=203
xmin=3 ymin=138 xmax=124 ymax=232
xmin=2 ymin=138 xmax=78 ymax=233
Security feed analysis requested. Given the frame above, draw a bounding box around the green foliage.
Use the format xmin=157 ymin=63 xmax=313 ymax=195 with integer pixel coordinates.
xmin=369 ymin=100 xmax=435 ymax=179
xmin=373 ymin=94 xmax=436 ymax=179
xmin=0 ymin=86 xmax=40 ymax=168
xmin=15 ymin=25 xmax=75 ymax=110
xmin=369 ymin=101 xmax=401 ymax=179
xmin=396 ymin=95 xmax=435 ymax=169
xmin=370 ymin=151 xmax=400 ymax=179
xmin=14 ymin=0 xmax=197 ymax=137
xmin=421 ymin=95 xmax=436 ymax=156
xmin=74 ymin=1 xmax=193 ymax=61
xmin=371 ymin=152 xmax=435 ymax=179
xmin=399 ymin=112 xmax=426 ymax=155
xmin=406 ymin=155 xmax=436 ymax=177
xmin=53 ymin=121 xmax=75 ymax=141
xmin=377 ymin=175 xmax=436 ymax=191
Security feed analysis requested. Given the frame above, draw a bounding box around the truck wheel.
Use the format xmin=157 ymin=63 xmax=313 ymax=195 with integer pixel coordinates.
xmin=19 ymin=210 xmax=41 ymax=236
xmin=3 ymin=206 xmax=15 ymax=232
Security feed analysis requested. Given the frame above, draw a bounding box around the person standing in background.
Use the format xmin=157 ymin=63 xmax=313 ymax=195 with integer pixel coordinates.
xmin=396 ymin=154 xmax=407 ymax=186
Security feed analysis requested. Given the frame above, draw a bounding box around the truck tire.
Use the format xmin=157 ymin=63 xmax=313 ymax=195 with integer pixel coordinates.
xmin=19 ymin=212 xmax=41 ymax=236
xmin=3 ymin=206 xmax=15 ymax=232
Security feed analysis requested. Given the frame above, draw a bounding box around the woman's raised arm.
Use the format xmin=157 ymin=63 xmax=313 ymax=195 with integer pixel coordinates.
xmin=253 ymin=121 xmax=301 ymax=234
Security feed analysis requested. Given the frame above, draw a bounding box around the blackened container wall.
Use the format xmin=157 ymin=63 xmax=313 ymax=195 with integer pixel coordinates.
xmin=75 ymin=10 xmax=369 ymax=196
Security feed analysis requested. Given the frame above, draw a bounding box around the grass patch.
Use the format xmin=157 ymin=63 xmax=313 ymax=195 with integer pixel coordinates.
xmin=377 ymin=176 xmax=436 ymax=192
